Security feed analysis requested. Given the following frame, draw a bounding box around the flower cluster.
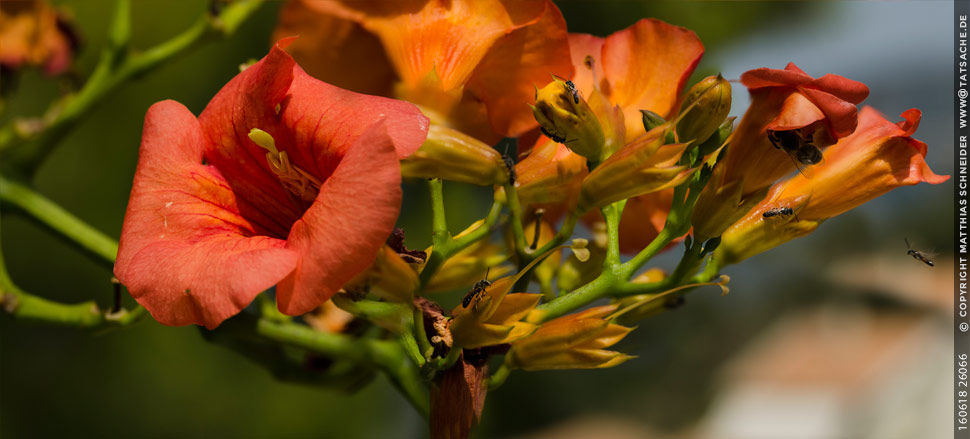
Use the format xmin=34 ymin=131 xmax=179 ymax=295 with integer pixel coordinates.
xmin=104 ymin=1 xmax=947 ymax=435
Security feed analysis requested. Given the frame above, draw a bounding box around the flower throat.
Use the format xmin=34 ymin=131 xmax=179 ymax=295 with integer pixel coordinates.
xmin=248 ymin=128 xmax=321 ymax=202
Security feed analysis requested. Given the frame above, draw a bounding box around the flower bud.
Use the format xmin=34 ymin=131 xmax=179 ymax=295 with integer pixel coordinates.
xmin=578 ymin=126 xmax=693 ymax=212
xmin=400 ymin=124 xmax=509 ymax=186
xmin=342 ymin=245 xmax=420 ymax=303
xmin=531 ymin=76 xmax=606 ymax=161
xmin=696 ymin=117 xmax=735 ymax=159
xmin=448 ymin=274 xmax=541 ymax=349
xmin=509 ymin=305 xmax=634 ymax=371
xmin=676 ymin=75 xmax=732 ymax=146
xmin=514 ymin=140 xmax=587 ymax=212
xmin=691 ymin=179 xmax=770 ymax=241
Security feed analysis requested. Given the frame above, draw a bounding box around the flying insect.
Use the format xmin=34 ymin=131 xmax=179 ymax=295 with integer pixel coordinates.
xmin=904 ymin=238 xmax=935 ymax=267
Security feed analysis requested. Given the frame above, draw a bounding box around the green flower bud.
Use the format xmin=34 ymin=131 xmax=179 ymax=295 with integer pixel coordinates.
xmin=400 ymin=125 xmax=510 ymax=186
xmin=676 ymin=75 xmax=732 ymax=146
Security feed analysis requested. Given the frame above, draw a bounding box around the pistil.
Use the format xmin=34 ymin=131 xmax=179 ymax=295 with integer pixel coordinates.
xmin=248 ymin=128 xmax=322 ymax=202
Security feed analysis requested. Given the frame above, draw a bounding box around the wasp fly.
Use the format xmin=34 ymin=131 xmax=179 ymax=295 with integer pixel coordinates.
xmin=904 ymin=238 xmax=935 ymax=267
xmin=461 ymin=268 xmax=492 ymax=308
xmin=762 ymin=206 xmax=799 ymax=222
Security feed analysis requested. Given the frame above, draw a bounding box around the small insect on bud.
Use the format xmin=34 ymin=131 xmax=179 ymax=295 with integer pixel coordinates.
xmin=531 ymin=76 xmax=606 ymax=162
xmin=676 ymin=75 xmax=732 ymax=146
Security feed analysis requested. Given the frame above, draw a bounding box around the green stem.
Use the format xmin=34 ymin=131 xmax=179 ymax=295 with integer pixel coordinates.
xmin=428 ymin=179 xmax=449 ymax=243
xmin=428 ymin=344 xmax=461 ymax=370
xmin=1 ymin=0 xmax=265 ymax=174
xmin=419 ymin=179 xmax=451 ymax=288
xmin=487 ymin=363 xmax=512 ymax=390
xmin=450 ymin=200 xmax=503 ymax=251
xmin=419 ymin=180 xmax=504 ymax=288
xmin=0 ymin=176 xmax=118 ymax=266
xmin=256 ymin=318 xmax=430 ymax=418
xmin=528 ymin=271 xmax=615 ymax=324
xmin=412 ymin=307 xmax=434 ymax=359
xmin=601 ymin=201 xmax=624 ymax=269
xmin=0 ymin=222 xmax=144 ymax=328
xmin=503 ymin=183 xmax=528 ymax=255
xmin=618 ymin=228 xmax=676 ymax=281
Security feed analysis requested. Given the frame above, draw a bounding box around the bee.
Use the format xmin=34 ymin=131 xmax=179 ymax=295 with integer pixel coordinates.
xmin=564 ymin=79 xmax=580 ymax=104
xmin=768 ymin=129 xmax=823 ymax=177
xmin=461 ymin=268 xmax=492 ymax=308
xmin=904 ymin=238 xmax=935 ymax=267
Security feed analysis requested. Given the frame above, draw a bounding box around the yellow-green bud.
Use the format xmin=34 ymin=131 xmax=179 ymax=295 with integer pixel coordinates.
xmin=577 ymin=127 xmax=693 ymax=212
xmin=676 ymin=75 xmax=732 ymax=146
xmin=531 ymin=76 xmax=606 ymax=161
xmin=400 ymin=124 xmax=509 ymax=186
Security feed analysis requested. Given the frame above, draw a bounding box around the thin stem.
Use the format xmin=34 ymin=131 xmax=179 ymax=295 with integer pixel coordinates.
xmin=256 ymin=318 xmax=430 ymax=418
xmin=450 ymin=200 xmax=503 ymax=252
xmin=428 ymin=344 xmax=461 ymax=370
xmin=412 ymin=307 xmax=434 ymax=359
xmin=618 ymin=228 xmax=676 ymax=281
xmin=1 ymin=0 xmax=265 ymax=174
xmin=487 ymin=363 xmax=512 ymax=390
xmin=419 ymin=179 xmax=451 ymax=288
xmin=428 ymin=179 xmax=449 ymax=243
xmin=601 ymin=201 xmax=624 ymax=269
xmin=0 ymin=223 xmax=145 ymax=328
xmin=419 ymin=185 xmax=504 ymax=289
xmin=608 ymin=278 xmax=728 ymax=322
xmin=0 ymin=176 xmax=118 ymax=266
xmin=529 ymin=210 xmax=579 ymax=258
xmin=503 ymin=183 xmax=527 ymax=254
xmin=528 ymin=271 xmax=615 ymax=324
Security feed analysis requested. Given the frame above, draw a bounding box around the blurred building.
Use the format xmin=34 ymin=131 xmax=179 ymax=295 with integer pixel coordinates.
xmin=697 ymin=256 xmax=952 ymax=439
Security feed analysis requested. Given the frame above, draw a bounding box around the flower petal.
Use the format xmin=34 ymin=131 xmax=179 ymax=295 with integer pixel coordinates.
xmin=312 ymin=0 xmax=546 ymax=90
xmin=784 ymin=107 xmax=949 ymax=220
xmin=115 ymin=101 xmax=298 ymax=329
xmin=464 ymin=0 xmax=573 ymax=137
xmin=566 ymin=33 xmax=605 ymax=96
xmin=600 ymin=18 xmax=704 ymax=140
xmin=278 ymin=63 xmax=430 ymax=181
xmin=272 ymin=0 xmax=396 ymax=97
xmin=198 ymin=39 xmax=303 ymax=237
xmin=275 ymin=121 xmax=403 ymax=316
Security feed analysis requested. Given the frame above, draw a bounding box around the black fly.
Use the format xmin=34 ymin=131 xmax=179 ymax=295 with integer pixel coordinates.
xmin=564 ymin=80 xmax=580 ymax=104
xmin=461 ymin=268 xmax=492 ymax=308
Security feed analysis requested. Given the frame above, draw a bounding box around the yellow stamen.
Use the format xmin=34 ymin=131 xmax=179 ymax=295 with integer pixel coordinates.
xmin=248 ymin=128 xmax=322 ymax=202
